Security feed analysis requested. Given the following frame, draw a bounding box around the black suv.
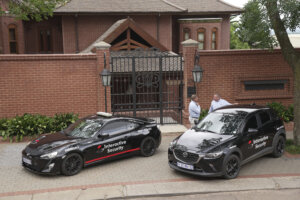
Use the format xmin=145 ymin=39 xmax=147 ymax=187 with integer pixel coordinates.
xmin=168 ymin=105 xmax=286 ymax=179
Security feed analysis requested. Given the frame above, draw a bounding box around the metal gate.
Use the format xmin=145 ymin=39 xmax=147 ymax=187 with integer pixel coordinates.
xmin=110 ymin=49 xmax=183 ymax=124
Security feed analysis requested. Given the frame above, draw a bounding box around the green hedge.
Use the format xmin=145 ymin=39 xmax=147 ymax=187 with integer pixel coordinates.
xmin=266 ymin=102 xmax=293 ymax=122
xmin=0 ymin=113 xmax=78 ymax=142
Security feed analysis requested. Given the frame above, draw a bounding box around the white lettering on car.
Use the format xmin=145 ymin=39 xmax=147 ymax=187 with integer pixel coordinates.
xmin=252 ymin=136 xmax=268 ymax=149
xmin=103 ymin=141 xmax=127 ymax=153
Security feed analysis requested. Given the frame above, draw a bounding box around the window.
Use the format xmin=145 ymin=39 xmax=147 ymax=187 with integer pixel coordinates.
xmin=244 ymin=80 xmax=287 ymax=90
xmin=244 ymin=115 xmax=258 ymax=131
xmin=8 ymin=24 xmax=18 ymax=54
xmin=101 ymin=121 xmax=134 ymax=136
xmin=211 ymin=28 xmax=217 ymax=50
xmin=197 ymin=28 xmax=205 ymax=50
xmin=183 ymin=28 xmax=190 ymax=41
xmin=39 ymin=29 xmax=52 ymax=53
xmin=259 ymin=112 xmax=271 ymax=125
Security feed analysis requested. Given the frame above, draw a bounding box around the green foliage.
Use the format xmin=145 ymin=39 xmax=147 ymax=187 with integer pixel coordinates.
xmin=0 ymin=113 xmax=78 ymax=142
xmin=238 ymin=0 xmax=300 ymax=49
xmin=1 ymin=0 xmax=68 ymax=22
xmin=199 ymin=109 xmax=209 ymax=121
xmin=266 ymin=102 xmax=294 ymax=122
xmin=238 ymin=0 xmax=278 ymax=48
xmin=230 ymin=22 xmax=250 ymax=49
xmin=285 ymin=139 xmax=300 ymax=154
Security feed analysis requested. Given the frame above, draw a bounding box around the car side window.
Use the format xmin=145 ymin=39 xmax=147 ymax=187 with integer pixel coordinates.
xmin=259 ymin=111 xmax=271 ymax=125
xmin=244 ymin=115 xmax=258 ymax=132
xmin=101 ymin=121 xmax=137 ymax=137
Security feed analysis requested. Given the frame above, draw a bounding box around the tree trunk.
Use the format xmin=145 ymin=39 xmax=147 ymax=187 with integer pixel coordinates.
xmin=265 ymin=0 xmax=300 ymax=145
xmin=293 ymin=61 xmax=300 ymax=145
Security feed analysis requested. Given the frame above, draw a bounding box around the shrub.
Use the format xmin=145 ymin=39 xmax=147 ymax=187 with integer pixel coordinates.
xmin=199 ymin=109 xmax=209 ymax=121
xmin=0 ymin=113 xmax=78 ymax=142
xmin=266 ymin=102 xmax=294 ymax=122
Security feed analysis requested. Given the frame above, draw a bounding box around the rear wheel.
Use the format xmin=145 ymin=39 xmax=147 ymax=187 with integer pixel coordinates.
xmin=223 ymin=154 xmax=241 ymax=179
xmin=140 ymin=137 xmax=157 ymax=157
xmin=272 ymin=136 xmax=285 ymax=158
xmin=61 ymin=153 xmax=83 ymax=176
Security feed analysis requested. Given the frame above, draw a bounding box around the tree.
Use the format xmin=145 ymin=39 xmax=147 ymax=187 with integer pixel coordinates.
xmin=0 ymin=0 xmax=67 ymax=22
xmin=241 ymin=0 xmax=300 ymax=144
xmin=238 ymin=0 xmax=278 ymax=48
xmin=230 ymin=22 xmax=250 ymax=49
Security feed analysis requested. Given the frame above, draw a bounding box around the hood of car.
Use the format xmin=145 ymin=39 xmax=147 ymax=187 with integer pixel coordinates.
xmin=175 ymin=129 xmax=234 ymax=153
xmin=26 ymin=132 xmax=81 ymax=154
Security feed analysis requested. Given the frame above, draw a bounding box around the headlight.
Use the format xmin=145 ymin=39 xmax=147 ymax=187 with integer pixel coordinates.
xmin=205 ymin=151 xmax=223 ymax=159
xmin=40 ymin=151 xmax=58 ymax=159
xmin=169 ymin=140 xmax=177 ymax=150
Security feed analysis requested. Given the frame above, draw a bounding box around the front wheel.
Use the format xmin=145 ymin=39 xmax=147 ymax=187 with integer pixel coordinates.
xmin=223 ymin=154 xmax=241 ymax=179
xmin=140 ymin=137 xmax=157 ymax=157
xmin=272 ymin=136 xmax=285 ymax=158
xmin=61 ymin=153 xmax=83 ymax=176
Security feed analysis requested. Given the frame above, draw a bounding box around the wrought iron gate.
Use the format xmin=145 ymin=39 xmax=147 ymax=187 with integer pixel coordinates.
xmin=110 ymin=49 xmax=183 ymax=124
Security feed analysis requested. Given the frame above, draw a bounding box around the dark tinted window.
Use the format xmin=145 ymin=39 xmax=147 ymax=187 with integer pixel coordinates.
xmin=101 ymin=121 xmax=137 ymax=136
xmin=259 ymin=111 xmax=271 ymax=124
xmin=244 ymin=115 xmax=258 ymax=131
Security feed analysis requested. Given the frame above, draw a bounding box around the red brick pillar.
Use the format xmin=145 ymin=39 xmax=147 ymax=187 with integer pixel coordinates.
xmin=94 ymin=41 xmax=112 ymax=113
xmin=182 ymin=39 xmax=199 ymax=127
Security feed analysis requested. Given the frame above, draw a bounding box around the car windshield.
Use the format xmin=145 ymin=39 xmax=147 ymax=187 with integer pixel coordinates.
xmin=65 ymin=119 xmax=103 ymax=138
xmin=196 ymin=112 xmax=246 ymax=135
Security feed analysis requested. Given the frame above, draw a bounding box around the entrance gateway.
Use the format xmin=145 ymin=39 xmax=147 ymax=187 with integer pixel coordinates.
xmin=110 ymin=49 xmax=183 ymax=124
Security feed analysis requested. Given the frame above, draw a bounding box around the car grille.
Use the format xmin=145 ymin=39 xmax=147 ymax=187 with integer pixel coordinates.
xmin=174 ymin=148 xmax=200 ymax=164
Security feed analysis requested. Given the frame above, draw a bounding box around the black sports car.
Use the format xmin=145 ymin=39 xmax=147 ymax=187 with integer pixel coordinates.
xmin=22 ymin=112 xmax=161 ymax=176
xmin=168 ymin=105 xmax=286 ymax=179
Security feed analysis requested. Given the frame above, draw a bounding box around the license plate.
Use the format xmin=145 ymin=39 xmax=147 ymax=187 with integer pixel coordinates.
xmin=177 ymin=162 xmax=194 ymax=170
xmin=23 ymin=157 xmax=32 ymax=165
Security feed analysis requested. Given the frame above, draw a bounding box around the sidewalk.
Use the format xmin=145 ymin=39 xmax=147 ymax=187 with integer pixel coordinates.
xmin=2 ymin=175 xmax=300 ymax=200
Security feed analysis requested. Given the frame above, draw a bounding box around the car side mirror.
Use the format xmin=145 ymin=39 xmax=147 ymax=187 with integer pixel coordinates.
xmin=247 ymin=128 xmax=258 ymax=135
xmin=194 ymin=119 xmax=199 ymax=125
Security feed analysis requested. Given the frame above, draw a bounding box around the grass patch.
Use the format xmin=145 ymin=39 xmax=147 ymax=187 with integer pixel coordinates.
xmin=285 ymin=139 xmax=300 ymax=154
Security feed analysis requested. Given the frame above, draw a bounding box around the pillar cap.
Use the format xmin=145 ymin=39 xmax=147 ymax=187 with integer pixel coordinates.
xmin=93 ymin=41 xmax=111 ymax=50
xmin=181 ymin=39 xmax=199 ymax=47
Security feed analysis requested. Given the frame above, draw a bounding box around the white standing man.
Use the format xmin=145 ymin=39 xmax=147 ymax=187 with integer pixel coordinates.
xmin=189 ymin=95 xmax=201 ymax=127
xmin=209 ymin=94 xmax=231 ymax=113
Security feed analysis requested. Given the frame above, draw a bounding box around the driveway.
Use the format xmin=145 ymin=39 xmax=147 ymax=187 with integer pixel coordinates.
xmin=0 ymin=135 xmax=300 ymax=199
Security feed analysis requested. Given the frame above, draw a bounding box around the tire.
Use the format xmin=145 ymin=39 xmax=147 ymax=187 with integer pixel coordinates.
xmin=272 ymin=136 xmax=285 ymax=158
xmin=61 ymin=153 xmax=83 ymax=176
xmin=140 ymin=137 xmax=157 ymax=157
xmin=223 ymin=154 xmax=241 ymax=179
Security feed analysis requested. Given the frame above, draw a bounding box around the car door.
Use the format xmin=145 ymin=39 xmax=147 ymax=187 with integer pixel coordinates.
xmin=257 ymin=110 xmax=274 ymax=149
xmin=240 ymin=114 xmax=261 ymax=159
xmin=84 ymin=120 xmax=137 ymax=165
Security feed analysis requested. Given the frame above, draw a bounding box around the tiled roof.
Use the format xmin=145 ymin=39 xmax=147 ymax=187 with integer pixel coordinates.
xmin=55 ymin=0 xmax=242 ymax=14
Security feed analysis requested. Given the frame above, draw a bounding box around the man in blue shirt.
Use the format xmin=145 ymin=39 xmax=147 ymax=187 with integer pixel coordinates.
xmin=189 ymin=95 xmax=201 ymax=127
xmin=209 ymin=94 xmax=231 ymax=113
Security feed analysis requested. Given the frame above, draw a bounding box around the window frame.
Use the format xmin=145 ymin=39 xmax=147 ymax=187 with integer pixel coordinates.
xmin=183 ymin=28 xmax=191 ymax=41
xmin=211 ymin=27 xmax=218 ymax=50
xmin=197 ymin=28 xmax=206 ymax=50
xmin=8 ymin=24 xmax=18 ymax=54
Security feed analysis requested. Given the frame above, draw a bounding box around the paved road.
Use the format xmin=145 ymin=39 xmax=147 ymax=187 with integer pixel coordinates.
xmin=0 ymin=135 xmax=300 ymax=198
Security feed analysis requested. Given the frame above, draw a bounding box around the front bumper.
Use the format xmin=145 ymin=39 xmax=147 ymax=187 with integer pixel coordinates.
xmin=168 ymin=148 xmax=225 ymax=177
xmin=22 ymin=150 xmax=62 ymax=175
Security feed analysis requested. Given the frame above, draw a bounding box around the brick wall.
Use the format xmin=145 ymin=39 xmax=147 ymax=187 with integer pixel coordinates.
xmin=62 ymin=15 xmax=173 ymax=53
xmin=182 ymin=44 xmax=295 ymax=126
xmin=0 ymin=53 xmax=108 ymax=118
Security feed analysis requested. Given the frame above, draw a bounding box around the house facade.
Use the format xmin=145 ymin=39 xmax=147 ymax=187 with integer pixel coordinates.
xmin=0 ymin=0 xmax=241 ymax=54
